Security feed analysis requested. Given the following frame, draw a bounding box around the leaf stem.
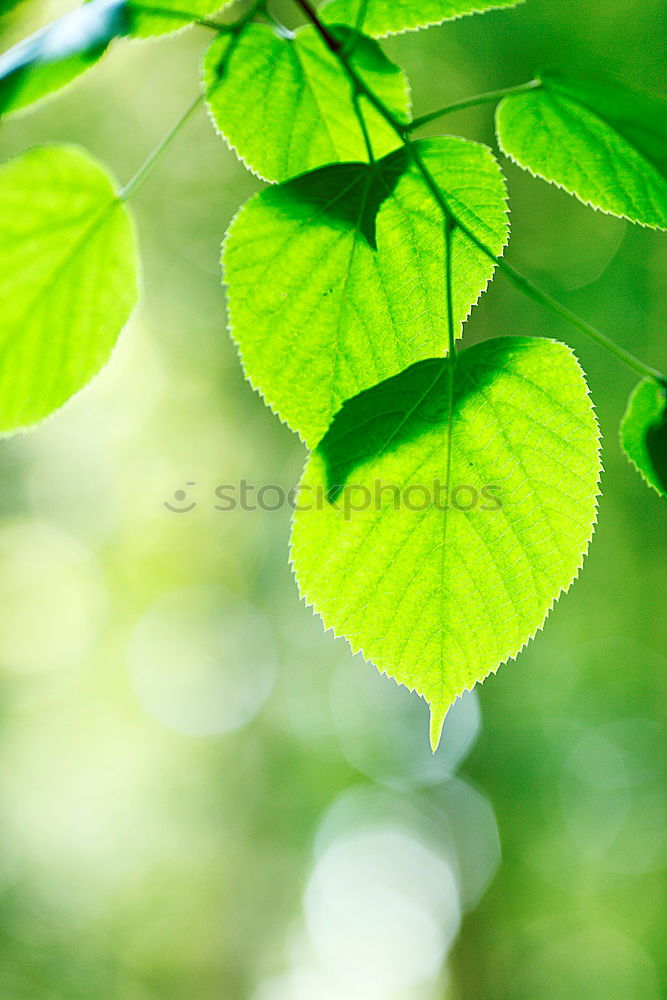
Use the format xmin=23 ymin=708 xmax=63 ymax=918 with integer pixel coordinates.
xmin=291 ymin=0 xmax=666 ymax=387
xmin=354 ymin=0 xmax=372 ymax=33
xmin=408 ymin=80 xmax=541 ymax=131
xmin=119 ymin=0 xmax=267 ymax=202
xmin=118 ymin=92 xmax=202 ymax=201
xmin=496 ymin=259 xmax=667 ymax=384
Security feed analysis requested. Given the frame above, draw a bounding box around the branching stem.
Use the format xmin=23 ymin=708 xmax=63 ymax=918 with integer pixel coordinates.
xmin=292 ymin=0 xmax=666 ymax=386
xmin=119 ymin=0 xmax=266 ymax=202
xmin=408 ymin=80 xmax=541 ymax=131
xmin=118 ymin=92 xmax=202 ymax=201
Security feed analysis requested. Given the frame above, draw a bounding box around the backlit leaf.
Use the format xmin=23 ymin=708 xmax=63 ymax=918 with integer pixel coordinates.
xmin=203 ymin=23 xmax=410 ymax=182
xmin=320 ymin=0 xmax=524 ymax=36
xmin=291 ymin=337 xmax=601 ymax=747
xmin=496 ymin=70 xmax=667 ymax=229
xmin=223 ymin=136 xmax=509 ymax=446
xmin=0 ymin=145 xmax=138 ymax=433
xmin=620 ymin=377 xmax=667 ymax=498
xmin=127 ymin=0 xmax=225 ymax=37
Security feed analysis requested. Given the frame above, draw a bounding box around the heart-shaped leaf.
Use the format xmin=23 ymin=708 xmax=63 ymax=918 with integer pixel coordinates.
xmin=203 ymin=23 xmax=410 ymax=182
xmin=223 ymin=136 xmax=509 ymax=447
xmin=496 ymin=70 xmax=667 ymax=229
xmin=0 ymin=145 xmax=138 ymax=433
xmin=291 ymin=337 xmax=601 ymax=748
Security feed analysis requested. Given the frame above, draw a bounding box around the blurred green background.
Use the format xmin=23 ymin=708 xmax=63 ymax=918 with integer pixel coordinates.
xmin=0 ymin=1 xmax=665 ymax=997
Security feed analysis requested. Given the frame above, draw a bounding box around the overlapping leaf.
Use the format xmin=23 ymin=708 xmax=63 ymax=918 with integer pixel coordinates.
xmin=203 ymin=23 xmax=410 ymax=182
xmin=321 ymin=0 xmax=524 ymax=36
xmin=291 ymin=337 xmax=601 ymax=748
xmin=620 ymin=378 xmax=667 ymax=497
xmin=0 ymin=145 xmax=138 ymax=433
xmin=223 ymin=136 xmax=509 ymax=447
xmin=496 ymin=70 xmax=667 ymax=229
xmin=0 ymin=0 xmax=128 ymax=116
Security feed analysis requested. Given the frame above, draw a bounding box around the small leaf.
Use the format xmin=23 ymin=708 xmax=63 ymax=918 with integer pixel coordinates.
xmin=0 ymin=145 xmax=138 ymax=433
xmin=124 ymin=1 xmax=227 ymax=36
xmin=0 ymin=0 xmax=128 ymax=116
xmin=203 ymin=23 xmax=410 ymax=182
xmin=620 ymin=377 xmax=667 ymax=498
xmin=320 ymin=0 xmax=524 ymax=36
xmin=223 ymin=136 xmax=509 ymax=446
xmin=290 ymin=337 xmax=601 ymax=748
xmin=496 ymin=70 xmax=667 ymax=229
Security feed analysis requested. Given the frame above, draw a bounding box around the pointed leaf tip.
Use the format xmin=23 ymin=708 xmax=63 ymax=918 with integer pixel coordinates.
xmin=291 ymin=337 xmax=601 ymax=740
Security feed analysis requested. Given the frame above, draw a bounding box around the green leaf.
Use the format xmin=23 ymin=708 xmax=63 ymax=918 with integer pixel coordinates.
xmin=290 ymin=337 xmax=601 ymax=748
xmin=0 ymin=145 xmax=138 ymax=433
xmin=223 ymin=136 xmax=509 ymax=447
xmin=0 ymin=0 xmax=128 ymax=116
xmin=620 ymin=377 xmax=667 ymax=497
xmin=496 ymin=70 xmax=667 ymax=230
xmin=320 ymin=0 xmax=525 ymax=36
xmin=202 ymin=23 xmax=410 ymax=182
xmin=127 ymin=0 xmax=225 ymax=37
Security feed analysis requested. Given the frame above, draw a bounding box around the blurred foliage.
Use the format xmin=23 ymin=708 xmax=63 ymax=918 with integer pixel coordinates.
xmin=0 ymin=1 xmax=665 ymax=998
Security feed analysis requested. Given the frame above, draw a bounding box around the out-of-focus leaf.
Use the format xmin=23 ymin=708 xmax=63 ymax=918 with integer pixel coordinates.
xmin=0 ymin=0 xmax=128 ymax=116
xmin=0 ymin=145 xmax=138 ymax=432
xmin=291 ymin=337 xmax=601 ymax=748
xmin=496 ymin=70 xmax=667 ymax=229
xmin=620 ymin=377 xmax=667 ymax=498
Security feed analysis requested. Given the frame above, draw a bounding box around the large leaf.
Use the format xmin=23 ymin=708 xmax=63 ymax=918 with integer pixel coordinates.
xmin=203 ymin=23 xmax=410 ymax=182
xmin=320 ymin=0 xmax=524 ymax=36
xmin=620 ymin=378 xmax=667 ymax=498
xmin=0 ymin=0 xmax=128 ymax=116
xmin=0 ymin=145 xmax=138 ymax=433
xmin=223 ymin=136 xmax=509 ymax=447
xmin=496 ymin=70 xmax=667 ymax=230
xmin=290 ymin=337 xmax=601 ymax=748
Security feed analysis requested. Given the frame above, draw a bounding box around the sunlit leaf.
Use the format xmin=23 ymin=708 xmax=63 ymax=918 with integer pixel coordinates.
xmin=0 ymin=0 xmax=128 ymax=116
xmin=0 ymin=145 xmax=138 ymax=433
xmin=320 ymin=0 xmax=524 ymax=36
xmin=620 ymin=377 xmax=667 ymax=498
xmin=291 ymin=337 xmax=601 ymax=748
xmin=127 ymin=0 xmax=225 ymax=37
xmin=203 ymin=23 xmax=410 ymax=182
xmin=223 ymin=136 xmax=509 ymax=446
xmin=496 ymin=70 xmax=667 ymax=229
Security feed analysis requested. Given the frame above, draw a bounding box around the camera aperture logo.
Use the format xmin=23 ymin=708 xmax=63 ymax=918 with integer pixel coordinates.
xmin=164 ymin=479 xmax=503 ymax=519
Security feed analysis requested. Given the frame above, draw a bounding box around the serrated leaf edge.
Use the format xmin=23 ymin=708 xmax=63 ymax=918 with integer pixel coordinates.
xmin=287 ymin=338 xmax=602 ymax=749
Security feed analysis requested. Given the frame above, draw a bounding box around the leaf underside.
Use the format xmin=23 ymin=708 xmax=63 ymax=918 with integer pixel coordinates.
xmin=223 ymin=135 xmax=509 ymax=447
xmin=620 ymin=378 xmax=667 ymax=497
xmin=203 ymin=23 xmax=411 ymax=183
xmin=496 ymin=70 xmax=667 ymax=229
xmin=290 ymin=337 xmax=601 ymax=748
xmin=0 ymin=145 xmax=138 ymax=434
xmin=320 ymin=0 xmax=525 ymax=36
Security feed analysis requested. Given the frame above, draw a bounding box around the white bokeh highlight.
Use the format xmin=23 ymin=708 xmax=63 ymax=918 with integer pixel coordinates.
xmin=127 ymin=584 xmax=277 ymax=736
